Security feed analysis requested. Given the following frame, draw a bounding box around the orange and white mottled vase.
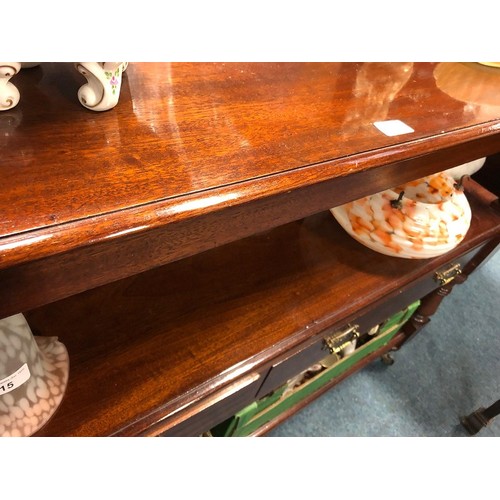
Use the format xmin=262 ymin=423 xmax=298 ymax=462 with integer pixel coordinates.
xmin=331 ymin=172 xmax=472 ymax=259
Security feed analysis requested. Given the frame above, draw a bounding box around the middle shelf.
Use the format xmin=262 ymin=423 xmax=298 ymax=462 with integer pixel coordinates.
xmin=29 ymin=180 xmax=500 ymax=437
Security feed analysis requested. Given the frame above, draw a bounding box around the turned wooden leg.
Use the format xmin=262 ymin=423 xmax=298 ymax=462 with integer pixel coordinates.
xmin=400 ymin=237 xmax=500 ymax=346
xmin=0 ymin=63 xmax=21 ymax=111
xmin=379 ymin=277 xmax=465 ymax=362
xmin=75 ymin=62 xmax=128 ymax=111
xmin=460 ymin=399 xmax=500 ymax=435
xmin=380 ymin=353 xmax=395 ymax=365
xmin=399 ymin=272 xmax=467 ymax=348
xmin=398 ymin=181 xmax=499 ymax=347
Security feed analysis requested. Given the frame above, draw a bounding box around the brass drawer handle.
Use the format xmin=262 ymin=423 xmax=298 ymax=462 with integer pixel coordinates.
xmin=323 ymin=323 xmax=360 ymax=355
xmin=434 ymin=262 xmax=462 ymax=286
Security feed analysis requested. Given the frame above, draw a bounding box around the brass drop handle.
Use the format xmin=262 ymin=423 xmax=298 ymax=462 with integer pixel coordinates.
xmin=434 ymin=262 xmax=462 ymax=286
xmin=323 ymin=323 xmax=360 ymax=355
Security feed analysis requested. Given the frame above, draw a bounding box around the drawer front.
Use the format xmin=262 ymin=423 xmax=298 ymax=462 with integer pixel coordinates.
xmin=254 ymin=242 xmax=488 ymax=400
xmin=155 ymin=373 xmax=262 ymax=437
xmin=239 ymin=321 xmax=415 ymax=437
xmin=255 ymin=317 xmax=385 ymax=400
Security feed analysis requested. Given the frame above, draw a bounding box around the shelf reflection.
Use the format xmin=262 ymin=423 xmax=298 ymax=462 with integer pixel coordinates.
xmin=341 ymin=62 xmax=414 ymax=136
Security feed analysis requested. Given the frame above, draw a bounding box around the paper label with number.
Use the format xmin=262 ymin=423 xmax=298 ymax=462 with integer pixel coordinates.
xmin=0 ymin=364 xmax=30 ymax=395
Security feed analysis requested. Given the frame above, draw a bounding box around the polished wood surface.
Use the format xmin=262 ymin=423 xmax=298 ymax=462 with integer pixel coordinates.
xmin=3 ymin=63 xmax=500 ymax=437
xmin=2 ymin=64 xmax=500 ymax=262
xmin=2 ymin=133 xmax=499 ymax=321
xmin=5 ymin=61 xmax=500 ymax=238
xmin=2 ymin=63 xmax=500 ymax=317
xmin=27 ymin=181 xmax=500 ymax=436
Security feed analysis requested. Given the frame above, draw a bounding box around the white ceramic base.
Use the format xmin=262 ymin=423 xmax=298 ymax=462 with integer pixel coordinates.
xmin=0 ymin=62 xmax=128 ymax=112
xmin=0 ymin=314 xmax=69 ymax=437
xmin=0 ymin=63 xmax=21 ymax=111
xmin=75 ymin=62 xmax=128 ymax=111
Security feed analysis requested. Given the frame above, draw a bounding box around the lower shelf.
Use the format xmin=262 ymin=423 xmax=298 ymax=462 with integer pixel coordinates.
xmin=23 ymin=179 xmax=499 ymax=437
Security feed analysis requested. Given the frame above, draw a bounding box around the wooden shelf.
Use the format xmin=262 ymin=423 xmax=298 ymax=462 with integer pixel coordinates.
xmin=2 ymin=63 xmax=500 ymax=319
xmin=2 ymin=62 xmax=500 ymax=438
xmin=28 ymin=181 xmax=500 ymax=436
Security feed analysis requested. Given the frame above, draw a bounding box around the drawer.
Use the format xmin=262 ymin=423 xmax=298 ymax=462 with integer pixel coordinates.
xmin=254 ymin=304 xmax=412 ymax=400
xmin=254 ymin=242 xmax=489 ymax=400
xmin=210 ymin=384 xmax=289 ymax=437
xmin=156 ymin=372 xmax=262 ymax=437
xmin=220 ymin=310 xmax=419 ymax=437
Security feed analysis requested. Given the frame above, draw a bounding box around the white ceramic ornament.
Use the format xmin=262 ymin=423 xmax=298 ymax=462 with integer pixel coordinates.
xmin=75 ymin=62 xmax=128 ymax=111
xmin=0 ymin=63 xmax=21 ymax=111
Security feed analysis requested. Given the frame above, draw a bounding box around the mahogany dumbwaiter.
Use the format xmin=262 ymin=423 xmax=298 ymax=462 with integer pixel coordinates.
xmin=0 ymin=63 xmax=499 ymax=436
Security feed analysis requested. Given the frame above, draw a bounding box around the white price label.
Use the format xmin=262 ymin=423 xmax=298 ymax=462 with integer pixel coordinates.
xmin=373 ymin=120 xmax=415 ymax=137
xmin=0 ymin=364 xmax=30 ymax=395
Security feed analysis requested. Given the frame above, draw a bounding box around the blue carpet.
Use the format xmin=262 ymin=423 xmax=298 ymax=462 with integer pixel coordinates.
xmin=267 ymin=249 xmax=500 ymax=437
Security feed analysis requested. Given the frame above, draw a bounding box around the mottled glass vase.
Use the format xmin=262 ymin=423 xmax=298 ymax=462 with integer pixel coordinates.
xmin=331 ymin=172 xmax=471 ymax=259
xmin=0 ymin=314 xmax=69 ymax=437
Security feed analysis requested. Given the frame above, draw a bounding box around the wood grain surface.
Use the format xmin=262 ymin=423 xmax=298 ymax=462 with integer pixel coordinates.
xmin=3 ymin=62 xmax=498 ymax=240
xmin=2 ymin=63 xmax=500 ymax=316
xmin=27 ymin=180 xmax=500 ymax=436
xmin=2 ymin=63 xmax=500 ymax=436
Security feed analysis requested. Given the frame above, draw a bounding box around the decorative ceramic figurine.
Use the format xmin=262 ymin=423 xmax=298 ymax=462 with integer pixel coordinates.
xmin=0 ymin=314 xmax=69 ymax=437
xmin=331 ymin=172 xmax=472 ymax=259
xmin=0 ymin=63 xmax=21 ymax=111
xmin=75 ymin=62 xmax=128 ymax=111
xmin=0 ymin=62 xmax=128 ymax=112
